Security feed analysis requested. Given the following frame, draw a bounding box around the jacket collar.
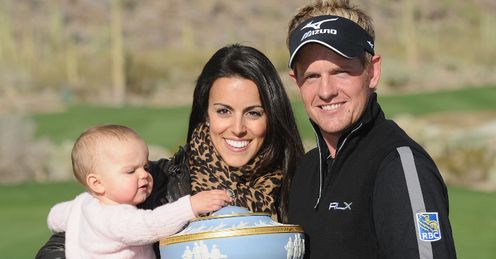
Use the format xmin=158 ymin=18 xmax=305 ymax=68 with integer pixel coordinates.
xmin=309 ymin=92 xmax=382 ymax=208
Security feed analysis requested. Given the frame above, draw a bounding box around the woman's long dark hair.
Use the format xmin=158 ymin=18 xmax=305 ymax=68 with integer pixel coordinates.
xmin=187 ymin=44 xmax=304 ymax=222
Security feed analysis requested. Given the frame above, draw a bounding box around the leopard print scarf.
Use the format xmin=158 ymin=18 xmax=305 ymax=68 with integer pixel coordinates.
xmin=188 ymin=122 xmax=282 ymax=220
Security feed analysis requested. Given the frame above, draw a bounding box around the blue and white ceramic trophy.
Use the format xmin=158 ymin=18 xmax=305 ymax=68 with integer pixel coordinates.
xmin=160 ymin=206 xmax=305 ymax=259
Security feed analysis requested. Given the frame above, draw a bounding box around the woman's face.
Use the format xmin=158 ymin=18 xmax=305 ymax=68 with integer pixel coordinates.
xmin=207 ymin=77 xmax=267 ymax=167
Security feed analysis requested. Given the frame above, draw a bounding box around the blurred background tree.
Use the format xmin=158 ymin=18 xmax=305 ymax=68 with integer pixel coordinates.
xmin=1 ymin=2 xmax=495 ymax=257
xmin=110 ymin=0 xmax=126 ymax=106
xmin=0 ymin=0 xmax=495 ymax=175
xmin=0 ymin=0 xmax=495 ymax=112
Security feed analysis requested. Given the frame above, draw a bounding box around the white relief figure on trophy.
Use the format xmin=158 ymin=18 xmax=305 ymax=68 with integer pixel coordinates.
xmin=192 ymin=242 xmax=201 ymax=259
xmin=293 ymin=234 xmax=303 ymax=258
xmin=210 ymin=245 xmax=228 ymax=259
xmin=182 ymin=241 xmax=228 ymax=259
xmin=182 ymin=246 xmax=193 ymax=259
xmin=200 ymin=241 xmax=209 ymax=258
xmin=285 ymin=234 xmax=305 ymax=259
xmin=285 ymin=236 xmax=294 ymax=259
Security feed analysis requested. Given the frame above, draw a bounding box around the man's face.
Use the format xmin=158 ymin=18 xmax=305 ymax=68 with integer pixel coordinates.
xmin=290 ymin=43 xmax=381 ymax=146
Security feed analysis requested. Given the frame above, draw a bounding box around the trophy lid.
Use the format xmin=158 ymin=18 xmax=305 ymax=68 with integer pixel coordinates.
xmin=160 ymin=206 xmax=303 ymax=246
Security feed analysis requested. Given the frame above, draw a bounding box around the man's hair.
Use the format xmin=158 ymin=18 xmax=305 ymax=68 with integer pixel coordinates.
xmin=71 ymin=124 xmax=141 ymax=186
xmin=286 ymin=0 xmax=375 ymax=66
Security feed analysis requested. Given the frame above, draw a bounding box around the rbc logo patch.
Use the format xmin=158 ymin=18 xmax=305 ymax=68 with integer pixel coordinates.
xmin=416 ymin=212 xmax=442 ymax=242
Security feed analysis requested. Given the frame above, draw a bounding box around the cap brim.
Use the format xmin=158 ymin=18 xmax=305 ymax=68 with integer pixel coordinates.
xmin=288 ymin=15 xmax=374 ymax=68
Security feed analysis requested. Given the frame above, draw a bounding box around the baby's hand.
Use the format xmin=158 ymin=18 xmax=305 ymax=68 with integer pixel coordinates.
xmin=190 ymin=190 xmax=232 ymax=216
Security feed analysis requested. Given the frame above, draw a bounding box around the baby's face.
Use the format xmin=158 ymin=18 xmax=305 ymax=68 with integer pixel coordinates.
xmin=96 ymin=137 xmax=153 ymax=205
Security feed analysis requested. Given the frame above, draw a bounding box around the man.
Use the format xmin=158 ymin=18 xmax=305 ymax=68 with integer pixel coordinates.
xmin=286 ymin=0 xmax=457 ymax=258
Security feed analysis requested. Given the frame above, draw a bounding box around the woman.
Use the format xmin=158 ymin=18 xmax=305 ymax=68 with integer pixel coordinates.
xmin=36 ymin=44 xmax=304 ymax=258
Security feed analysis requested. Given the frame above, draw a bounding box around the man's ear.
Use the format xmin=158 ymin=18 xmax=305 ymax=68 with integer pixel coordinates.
xmin=368 ymin=55 xmax=382 ymax=91
xmin=289 ymin=68 xmax=297 ymax=83
xmin=86 ymin=173 xmax=105 ymax=195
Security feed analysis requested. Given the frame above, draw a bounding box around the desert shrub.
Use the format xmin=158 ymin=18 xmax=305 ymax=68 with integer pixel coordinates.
xmin=0 ymin=115 xmax=174 ymax=184
xmin=437 ymin=145 xmax=495 ymax=184
xmin=0 ymin=116 xmax=53 ymax=183
xmin=44 ymin=140 xmax=74 ymax=182
xmin=395 ymin=115 xmax=496 ymax=191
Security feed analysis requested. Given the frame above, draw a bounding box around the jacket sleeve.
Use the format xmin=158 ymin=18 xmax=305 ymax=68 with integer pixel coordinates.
xmin=372 ymin=146 xmax=457 ymax=259
xmin=36 ymin=198 xmax=78 ymax=259
xmin=47 ymin=200 xmax=73 ymax=233
xmin=91 ymin=196 xmax=195 ymax=246
xmin=34 ymin=232 xmax=66 ymax=259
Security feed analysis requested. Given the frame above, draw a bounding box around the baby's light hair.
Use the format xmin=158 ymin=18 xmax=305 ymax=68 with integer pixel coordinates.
xmin=71 ymin=124 xmax=141 ymax=186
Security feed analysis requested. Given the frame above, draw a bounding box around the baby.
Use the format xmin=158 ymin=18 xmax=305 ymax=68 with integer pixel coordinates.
xmin=47 ymin=124 xmax=231 ymax=258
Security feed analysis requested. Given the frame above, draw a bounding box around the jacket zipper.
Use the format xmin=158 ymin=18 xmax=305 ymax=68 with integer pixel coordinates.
xmin=313 ymin=123 xmax=364 ymax=208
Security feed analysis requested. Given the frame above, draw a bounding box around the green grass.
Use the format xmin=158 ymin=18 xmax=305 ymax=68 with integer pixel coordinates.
xmin=0 ymin=182 xmax=83 ymax=258
xmin=32 ymin=86 xmax=496 ymax=150
xmin=449 ymin=187 xmax=496 ymax=258
xmin=32 ymin=105 xmax=191 ymax=150
xmin=0 ymin=182 xmax=494 ymax=258
xmin=378 ymin=85 xmax=496 ymax=116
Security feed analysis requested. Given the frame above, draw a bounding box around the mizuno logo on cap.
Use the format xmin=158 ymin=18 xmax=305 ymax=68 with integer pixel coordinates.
xmin=301 ymin=18 xmax=339 ymax=30
xmin=367 ymin=41 xmax=374 ymax=49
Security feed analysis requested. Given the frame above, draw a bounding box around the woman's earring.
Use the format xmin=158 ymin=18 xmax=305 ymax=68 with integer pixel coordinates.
xmin=205 ymin=121 xmax=210 ymax=126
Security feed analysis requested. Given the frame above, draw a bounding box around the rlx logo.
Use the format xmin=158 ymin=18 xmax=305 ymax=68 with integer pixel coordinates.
xmin=328 ymin=201 xmax=352 ymax=211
